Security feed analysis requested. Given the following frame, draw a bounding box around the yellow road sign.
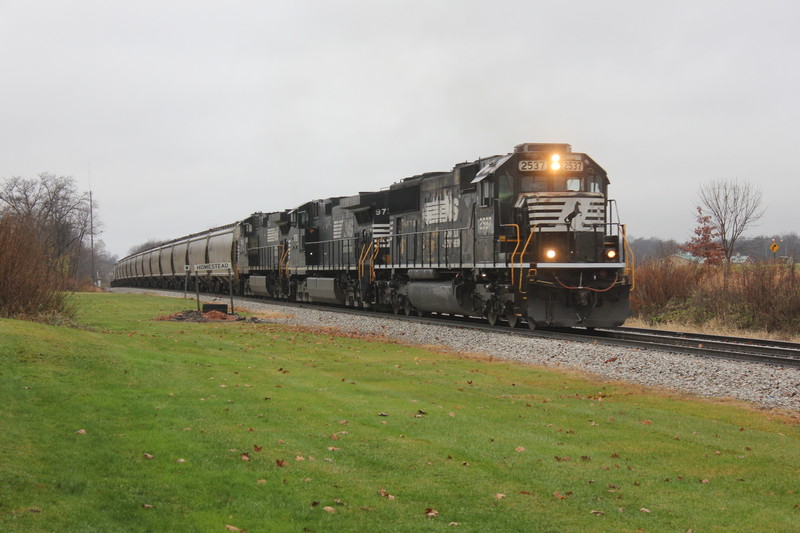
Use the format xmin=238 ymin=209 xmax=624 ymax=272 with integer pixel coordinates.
xmin=770 ymin=242 xmax=780 ymax=253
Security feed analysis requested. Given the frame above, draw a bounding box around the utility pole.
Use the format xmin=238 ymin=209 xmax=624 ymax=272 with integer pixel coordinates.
xmin=90 ymin=188 xmax=95 ymax=286
xmin=89 ymin=162 xmax=96 ymax=287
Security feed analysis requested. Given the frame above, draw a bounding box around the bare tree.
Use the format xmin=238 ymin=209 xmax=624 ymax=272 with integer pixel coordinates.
xmin=698 ymin=178 xmax=765 ymax=262
xmin=0 ymin=173 xmax=96 ymax=284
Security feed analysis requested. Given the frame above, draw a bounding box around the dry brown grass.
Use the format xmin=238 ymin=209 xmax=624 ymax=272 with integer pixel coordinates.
xmin=624 ymin=316 xmax=800 ymax=343
xmin=631 ymin=259 xmax=800 ymax=338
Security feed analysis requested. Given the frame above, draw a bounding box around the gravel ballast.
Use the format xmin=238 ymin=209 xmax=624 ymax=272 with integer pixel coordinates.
xmin=113 ymin=288 xmax=800 ymax=413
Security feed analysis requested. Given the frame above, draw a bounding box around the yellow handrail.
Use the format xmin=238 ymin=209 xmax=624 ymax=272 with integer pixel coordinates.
xmin=622 ymin=224 xmax=635 ymax=293
xmin=357 ymin=243 xmax=368 ymax=279
xmin=518 ymin=225 xmax=537 ymax=291
xmin=502 ymin=224 xmax=521 ymax=286
xmin=370 ymin=240 xmax=381 ymax=282
xmin=358 ymin=242 xmax=375 ymax=281
xmin=278 ymin=245 xmax=289 ymax=279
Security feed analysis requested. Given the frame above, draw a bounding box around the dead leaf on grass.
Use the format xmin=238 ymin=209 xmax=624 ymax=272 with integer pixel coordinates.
xmin=425 ymin=508 xmax=439 ymax=517
xmin=379 ymin=488 xmax=396 ymax=500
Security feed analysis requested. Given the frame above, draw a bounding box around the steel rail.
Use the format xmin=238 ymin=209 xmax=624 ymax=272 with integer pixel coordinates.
xmin=592 ymin=327 xmax=800 ymax=367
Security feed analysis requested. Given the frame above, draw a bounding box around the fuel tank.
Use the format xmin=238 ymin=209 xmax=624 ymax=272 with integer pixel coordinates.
xmin=407 ymin=280 xmax=475 ymax=316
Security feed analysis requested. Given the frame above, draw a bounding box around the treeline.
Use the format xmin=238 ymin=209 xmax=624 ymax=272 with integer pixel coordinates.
xmin=629 ymin=234 xmax=799 ymax=263
xmin=0 ymin=173 xmax=116 ymax=320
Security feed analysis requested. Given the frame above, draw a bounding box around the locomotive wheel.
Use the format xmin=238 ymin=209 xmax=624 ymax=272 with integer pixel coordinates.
xmin=527 ymin=317 xmax=537 ymax=331
xmin=506 ymin=312 xmax=519 ymax=328
xmin=404 ymin=300 xmax=413 ymax=316
xmin=486 ymin=310 xmax=498 ymax=327
xmin=392 ymin=300 xmax=401 ymax=315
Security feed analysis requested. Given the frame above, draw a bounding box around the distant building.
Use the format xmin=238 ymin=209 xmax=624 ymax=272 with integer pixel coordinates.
xmin=669 ymin=252 xmax=705 ymax=265
xmin=668 ymin=252 xmax=753 ymax=265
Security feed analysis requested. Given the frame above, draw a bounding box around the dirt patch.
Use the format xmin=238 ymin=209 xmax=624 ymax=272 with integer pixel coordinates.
xmin=234 ymin=307 xmax=295 ymax=320
xmin=156 ymin=310 xmax=245 ymax=323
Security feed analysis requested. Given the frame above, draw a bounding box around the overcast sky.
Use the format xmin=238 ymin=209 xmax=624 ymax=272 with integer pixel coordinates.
xmin=2 ymin=1 xmax=798 ymax=258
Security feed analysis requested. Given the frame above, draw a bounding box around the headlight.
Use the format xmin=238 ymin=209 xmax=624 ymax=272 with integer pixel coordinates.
xmin=605 ymin=248 xmax=617 ymax=260
xmin=546 ymin=249 xmax=557 ymax=260
xmin=550 ymin=154 xmax=561 ymax=171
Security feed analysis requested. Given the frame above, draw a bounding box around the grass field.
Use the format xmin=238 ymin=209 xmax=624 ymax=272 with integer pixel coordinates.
xmin=1 ymin=293 xmax=799 ymax=532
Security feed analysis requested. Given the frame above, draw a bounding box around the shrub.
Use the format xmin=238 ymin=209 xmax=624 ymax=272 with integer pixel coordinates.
xmin=632 ymin=258 xmax=800 ymax=335
xmin=630 ymin=260 xmax=705 ymax=321
xmin=0 ymin=214 xmax=74 ymax=320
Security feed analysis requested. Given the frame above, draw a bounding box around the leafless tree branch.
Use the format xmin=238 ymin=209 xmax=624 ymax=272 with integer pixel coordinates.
xmin=698 ymin=178 xmax=765 ymax=262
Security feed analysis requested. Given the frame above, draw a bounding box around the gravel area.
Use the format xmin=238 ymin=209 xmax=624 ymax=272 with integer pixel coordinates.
xmin=113 ymin=288 xmax=800 ymax=413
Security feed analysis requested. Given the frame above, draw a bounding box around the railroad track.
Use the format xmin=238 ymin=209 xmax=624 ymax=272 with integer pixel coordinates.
xmin=121 ymin=288 xmax=800 ymax=368
xmin=593 ymin=326 xmax=800 ymax=368
xmin=283 ymin=301 xmax=800 ymax=368
xmin=409 ymin=315 xmax=800 ymax=368
xmin=260 ymin=298 xmax=800 ymax=368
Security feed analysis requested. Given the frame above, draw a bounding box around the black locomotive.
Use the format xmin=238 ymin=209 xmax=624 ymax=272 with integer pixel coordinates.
xmin=113 ymin=143 xmax=633 ymax=329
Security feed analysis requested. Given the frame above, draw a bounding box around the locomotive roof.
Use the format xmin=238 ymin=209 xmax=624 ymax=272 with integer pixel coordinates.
xmin=392 ymin=171 xmax=449 ymax=188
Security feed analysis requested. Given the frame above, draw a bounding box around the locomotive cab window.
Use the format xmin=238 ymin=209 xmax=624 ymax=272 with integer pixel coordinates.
xmin=521 ymin=176 xmax=584 ymax=193
xmin=520 ymin=176 xmax=547 ymax=193
xmin=497 ymin=174 xmax=513 ymax=202
xmin=566 ymin=178 xmax=582 ymax=192
xmin=479 ymin=179 xmax=493 ymax=206
xmin=587 ymin=175 xmax=604 ymax=194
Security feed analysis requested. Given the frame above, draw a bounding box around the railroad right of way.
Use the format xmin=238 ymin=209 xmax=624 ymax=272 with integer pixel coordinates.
xmin=112 ymin=288 xmax=800 ymax=413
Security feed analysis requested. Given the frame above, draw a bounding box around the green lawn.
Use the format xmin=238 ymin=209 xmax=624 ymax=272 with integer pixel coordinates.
xmin=1 ymin=293 xmax=798 ymax=532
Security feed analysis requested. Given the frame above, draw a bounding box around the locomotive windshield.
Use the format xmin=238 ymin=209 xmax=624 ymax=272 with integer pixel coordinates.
xmin=520 ymin=175 xmax=585 ymax=193
xmin=519 ymin=174 xmax=605 ymax=195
